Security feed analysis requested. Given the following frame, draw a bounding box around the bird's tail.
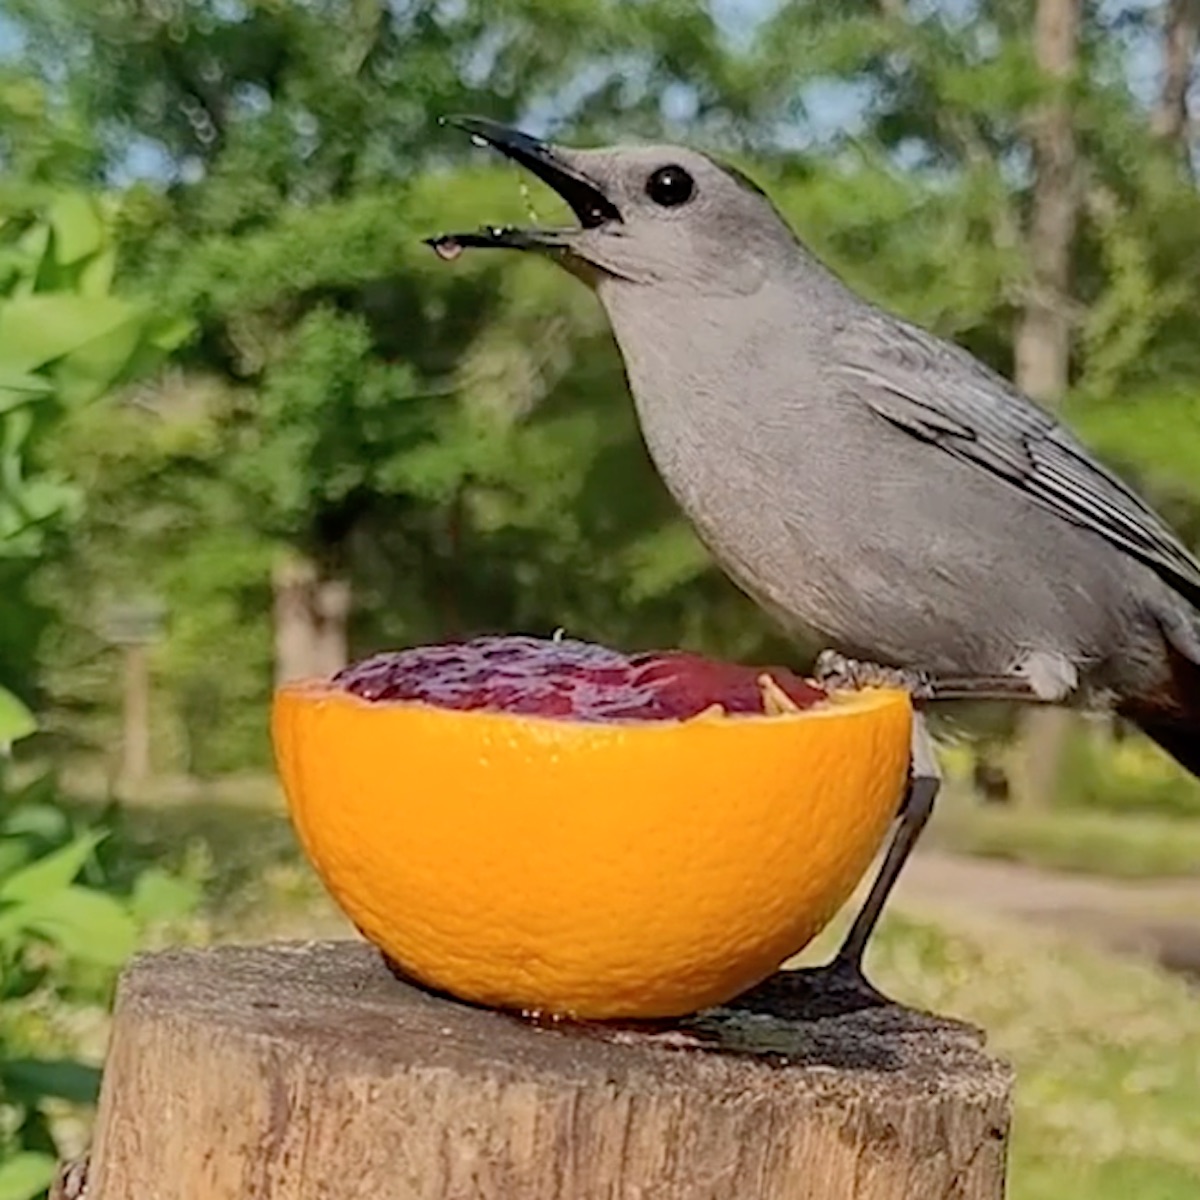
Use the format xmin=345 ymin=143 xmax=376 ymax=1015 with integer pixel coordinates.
xmin=1130 ymin=710 xmax=1200 ymax=777
xmin=1119 ymin=637 xmax=1200 ymax=779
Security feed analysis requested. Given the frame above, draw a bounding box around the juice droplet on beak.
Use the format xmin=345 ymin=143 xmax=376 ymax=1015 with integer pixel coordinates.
xmin=431 ymin=237 xmax=463 ymax=262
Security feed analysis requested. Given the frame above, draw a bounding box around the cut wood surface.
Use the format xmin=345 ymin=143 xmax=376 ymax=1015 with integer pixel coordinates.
xmin=88 ymin=940 xmax=1012 ymax=1200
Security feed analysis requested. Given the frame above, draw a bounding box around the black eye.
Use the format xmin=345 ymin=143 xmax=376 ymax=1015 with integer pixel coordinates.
xmin=645 ymin=165 xmax=695 ymax=207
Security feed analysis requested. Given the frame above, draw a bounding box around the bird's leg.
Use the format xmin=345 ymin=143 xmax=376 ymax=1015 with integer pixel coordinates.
xmin=801 ymin=654 xmax=1042 ymax=1008
xmin=798 ymin=652 xmax=942 ymax=1008
xmin=820 ymin=712 xmax=940 ymax=996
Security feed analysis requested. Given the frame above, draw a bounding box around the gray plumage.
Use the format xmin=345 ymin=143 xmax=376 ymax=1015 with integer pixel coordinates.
xmin=432 ymin=121 xmax=1200 ymax=779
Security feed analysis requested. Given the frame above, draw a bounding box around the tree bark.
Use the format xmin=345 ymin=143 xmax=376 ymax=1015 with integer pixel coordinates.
xmin=118 ymin=643 xmax=151 ymax=791
xmin=86 ymin=942 xmax=1013 ymax=1200
xmin=1152 ymin=0 xmax=1199 ymax=150
xmin=272 ymin=555 xmax=352 ymax=685
xmin=1011 ymin=0 xmax=1083 ymax=809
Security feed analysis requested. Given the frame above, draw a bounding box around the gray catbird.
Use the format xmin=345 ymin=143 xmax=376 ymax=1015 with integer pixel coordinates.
xmin=427 ymin=116 xmax=1200 ymax=1001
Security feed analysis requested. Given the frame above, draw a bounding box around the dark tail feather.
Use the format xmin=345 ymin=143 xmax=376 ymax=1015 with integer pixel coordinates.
xmin=1120 ymin=637 xmax=1200 ymax=779
xmin=1130 ymin=712 xmax=1200 ymax=778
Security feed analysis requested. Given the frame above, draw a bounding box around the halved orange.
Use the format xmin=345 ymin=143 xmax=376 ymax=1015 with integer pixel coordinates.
xmin=272 ymin=638 xmax=912 ymax=1019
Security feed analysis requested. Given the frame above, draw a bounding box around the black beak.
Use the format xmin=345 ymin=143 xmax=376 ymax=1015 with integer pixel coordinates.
xmin=425 ymin=116 xmax=620 ymax=256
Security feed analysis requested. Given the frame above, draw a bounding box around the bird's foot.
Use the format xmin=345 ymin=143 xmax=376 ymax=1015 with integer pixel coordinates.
xmin=789 ymin=953 xmax=895 ymax=1016
xmin=815 ymin=650 xmax=934 ymax=701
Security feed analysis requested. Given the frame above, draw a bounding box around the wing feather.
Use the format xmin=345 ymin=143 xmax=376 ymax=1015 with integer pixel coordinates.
xmin=838 ymin=318 xmax=1200 ymax=607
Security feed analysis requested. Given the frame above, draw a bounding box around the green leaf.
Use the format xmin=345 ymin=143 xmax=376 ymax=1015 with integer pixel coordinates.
xmin=52 ymin=312 xmax=148 ymax=405
xmin=9 ymin=477 xmax=81 ymax=526
xmin=0 ymin=389 xmax=37 ymax=417
xmin=0 ymin=370 xmax=52 ymax=396
xmin=148 ymin=313 xmax=195 ymax=353
xmin=77 ymin=244 xmax=116 ymax=298
xmin=1 ymin=796 xmax=71 ymax=840
xmin=48 ymin=192 xmax=105 ymax=266
xmin=0 ymin=386 xmax=51 ymax=420
xmin=0 ymin=838 xmax=31 ymax=878
xmin=0 ymin=294 xmax=141 ymax=374
xmin=0 ymin=832 xmax=103 ymax=903
xmin=22 ymin=884 xmax=137 ymax=965
xmin=620 ymin=523 xmax=711 ymax=601
xmin=12 ymin=222 xmax=50 ymax=297
xmin=0 ymin=686 xmax=35 ymax=748
xmin=1 ymin=1057 xmax=101 ymax=1105
xmin=0 ymin=1153 xmax=56 ymax=1200
xmin=130 ymin=866 xmax=201 ymax=923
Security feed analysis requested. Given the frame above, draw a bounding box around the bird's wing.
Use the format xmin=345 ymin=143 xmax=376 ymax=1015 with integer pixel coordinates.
xmin=837 ymin=317 xmax=1200 ymax=608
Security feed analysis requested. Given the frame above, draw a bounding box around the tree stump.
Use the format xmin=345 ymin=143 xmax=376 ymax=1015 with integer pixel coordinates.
xmin=88 ymin=941 xmax=1011 ymax=1199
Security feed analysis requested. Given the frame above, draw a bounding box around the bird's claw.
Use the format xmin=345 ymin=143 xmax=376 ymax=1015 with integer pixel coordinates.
xmin=792 ymin=954 xmax=894 ymax=1013
xmin=815 ymin=650 xmax=934 ymax=701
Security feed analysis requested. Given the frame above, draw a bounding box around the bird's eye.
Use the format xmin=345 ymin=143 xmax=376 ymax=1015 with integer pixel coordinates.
xmin=645 ymin=165 xmax=695 ymax=208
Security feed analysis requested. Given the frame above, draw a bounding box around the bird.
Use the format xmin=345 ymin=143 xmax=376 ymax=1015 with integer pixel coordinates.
xmin=426 ymin=115 xmax=1200 ymax=1004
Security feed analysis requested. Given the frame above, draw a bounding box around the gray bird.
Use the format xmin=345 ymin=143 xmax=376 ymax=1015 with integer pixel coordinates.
xmin=428 ymin=117 xmax=1200 ymax=1003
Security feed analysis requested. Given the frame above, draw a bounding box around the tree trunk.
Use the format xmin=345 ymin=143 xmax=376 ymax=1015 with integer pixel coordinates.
xmin=272 ymin=555 xmax=352 ymax=685
xmin=1010 ymin=0 xmax=1083 ymax=809
xmin=118 ymin=643 xmax=151 ymax=791
xmin=86 ymin=942 xmax=1013 ymax=1200
xmin=1015 ymin=0 xmax=1080 ymax=405
xmin=1152 ymin=0 xmax=1199 ymax=151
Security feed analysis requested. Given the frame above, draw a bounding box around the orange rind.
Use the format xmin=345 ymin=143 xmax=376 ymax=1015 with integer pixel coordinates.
xmin=273 ymin=650 xmax=911 ymax=1020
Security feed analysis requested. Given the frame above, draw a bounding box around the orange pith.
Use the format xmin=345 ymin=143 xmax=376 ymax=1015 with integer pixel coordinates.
xmin=272 ymin=681 xmax=912 ymax=1019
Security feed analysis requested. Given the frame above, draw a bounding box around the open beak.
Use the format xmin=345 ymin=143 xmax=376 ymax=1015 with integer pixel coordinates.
xmin=425 ymin=116 xmax=620 ymax=257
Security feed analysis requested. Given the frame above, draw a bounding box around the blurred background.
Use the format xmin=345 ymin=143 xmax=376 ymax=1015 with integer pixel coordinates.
xmin=1 ymin=0 xmax=1199 ymax=1197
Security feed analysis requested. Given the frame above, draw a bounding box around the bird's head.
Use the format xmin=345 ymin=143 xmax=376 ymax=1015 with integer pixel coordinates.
xmin=427 ymin=117 xmax=802 ymax=298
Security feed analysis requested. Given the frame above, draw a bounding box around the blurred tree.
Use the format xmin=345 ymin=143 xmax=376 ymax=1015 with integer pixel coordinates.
xmin=5 ymin=0 xmax=1200 ymax=799
xmin=1152 ymin=0 xmax=1199 ymax=151
xmin=10 ymin=0 xmax=786 ymax=769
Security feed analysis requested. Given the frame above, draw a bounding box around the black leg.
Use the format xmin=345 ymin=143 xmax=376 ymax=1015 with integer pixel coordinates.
xmin=805 ymin=654 xmax=1041 ymax=1007
xmin=833 ymin=719 xmax=940 ymax=974
xmin=798 ymin=712 xmax=942 ymax=1009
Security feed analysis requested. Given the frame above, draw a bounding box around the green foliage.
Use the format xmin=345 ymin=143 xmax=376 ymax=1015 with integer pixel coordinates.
xmin=0 ymin=1154 xmax=56 ymax=1200
xmin=933 ymin=801 xmax=1200 ymax=879
xmin=0 ymin=776 xmax=138 ymax=1199
xmin=1054 ymin=725 xmax=1200 ymax=820
xmin=0 ymin=193 xmax=195 ymax=1195
xmin=0 ymin=187 xmax=188 ymax=707
xmin=0 ymin=188 xmax=186 ymax=550
xmin=0 ymin=692 xmax=35 ymax=753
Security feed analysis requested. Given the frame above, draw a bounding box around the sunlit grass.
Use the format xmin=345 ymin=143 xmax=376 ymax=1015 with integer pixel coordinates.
xmin=929 ymin=802 xmax=1200 ymax=879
